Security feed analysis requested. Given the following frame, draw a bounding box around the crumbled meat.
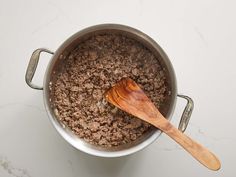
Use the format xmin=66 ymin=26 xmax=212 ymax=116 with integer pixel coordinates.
xmin=131 ymin=68 xmax=139 ymax=76
xmin=88 ymin=122 xmax=100 ymax=132
xmin=88 ymin=51 xmax=98 ymax=60
xmin=70 ymin=86 xmax=79 ymax=92
xmin=51 ymin=33 xmax=171 ymax=147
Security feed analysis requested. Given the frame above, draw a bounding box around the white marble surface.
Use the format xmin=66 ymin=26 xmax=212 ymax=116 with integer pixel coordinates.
xmin=0 ymin=0 xmax=236 ymax=176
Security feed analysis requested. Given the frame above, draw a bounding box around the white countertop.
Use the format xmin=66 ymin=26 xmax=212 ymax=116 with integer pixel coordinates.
xmin=1 ymin=0 xmax=236 ymax=176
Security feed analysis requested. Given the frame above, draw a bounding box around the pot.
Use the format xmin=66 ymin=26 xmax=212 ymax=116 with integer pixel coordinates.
xmin=25 ymin=24 xmax=194 ymax=157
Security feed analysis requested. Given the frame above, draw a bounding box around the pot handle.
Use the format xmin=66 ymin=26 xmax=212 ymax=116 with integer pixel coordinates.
xmin=177 ymin=94 xmax=194 ymax=132
xmin=25 ymin=48 xmax=54 ymax=90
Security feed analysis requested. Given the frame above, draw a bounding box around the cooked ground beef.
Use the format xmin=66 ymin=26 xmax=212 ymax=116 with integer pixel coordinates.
xmin=50 ymin=33 xmax=171 ymax=147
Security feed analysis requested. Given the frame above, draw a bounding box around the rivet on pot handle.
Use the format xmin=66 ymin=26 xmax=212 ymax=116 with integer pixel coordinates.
xmin=177 ymin=94 xmax=194 ymax=132
xmin=25 ymin=48 xmax=54 ymax=90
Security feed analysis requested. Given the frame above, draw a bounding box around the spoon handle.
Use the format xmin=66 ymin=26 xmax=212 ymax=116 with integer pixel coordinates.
xmin=152 ymin=115 xmax=221 ymax=171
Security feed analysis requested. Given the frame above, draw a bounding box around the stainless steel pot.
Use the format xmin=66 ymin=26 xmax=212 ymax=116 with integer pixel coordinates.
xmin=25 ymin=24 xmax=194 ymax=157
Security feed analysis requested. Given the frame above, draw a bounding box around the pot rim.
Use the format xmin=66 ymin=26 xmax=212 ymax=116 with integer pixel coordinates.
xmin=43 ymin=23 xmax=177 ymax=157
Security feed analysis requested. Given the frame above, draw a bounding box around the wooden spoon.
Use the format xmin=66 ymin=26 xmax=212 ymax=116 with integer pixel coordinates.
xmin=105 ymin=78 xmax=221 ymax=171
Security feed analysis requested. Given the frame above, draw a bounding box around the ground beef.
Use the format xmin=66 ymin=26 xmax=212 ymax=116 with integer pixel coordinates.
xmin=50 ymin=33 xmax=171 ymax=147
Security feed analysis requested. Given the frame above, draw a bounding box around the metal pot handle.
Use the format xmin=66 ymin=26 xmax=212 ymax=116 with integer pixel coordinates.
xmin=177 ymin=94 xmax=194 ymax=132
xmin=25 ymin=48 xmax=54 ymax=90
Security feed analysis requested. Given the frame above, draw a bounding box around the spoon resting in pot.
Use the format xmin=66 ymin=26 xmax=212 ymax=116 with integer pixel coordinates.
xmin=105 ymin=78 xmax=221 ymax=171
